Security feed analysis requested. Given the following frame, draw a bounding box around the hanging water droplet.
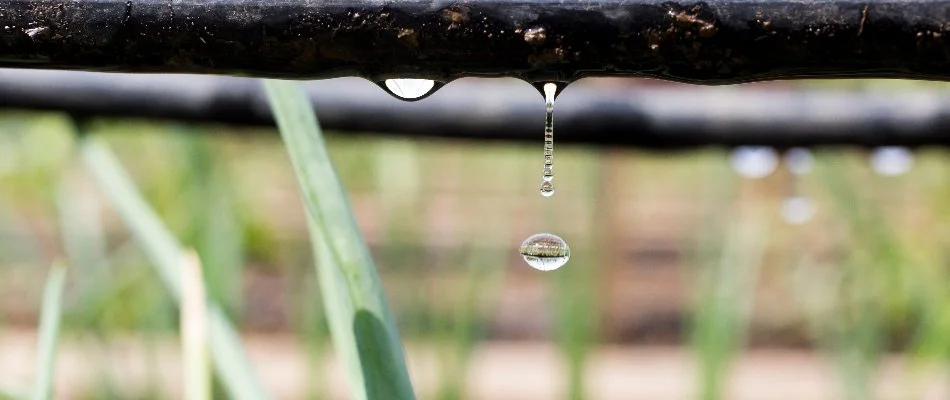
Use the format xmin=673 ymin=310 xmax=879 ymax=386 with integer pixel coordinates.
xmin=539 ymin=82 xmax=558 ymax=197
xmin=729 ymin=146 xmax=778 ymax=179
xmin=530 ymin=80 xmax=567 ymax=100
xmin=379 ymin=79 xmax=438 ymax=101
xmin=519 ymin=233 xmax=570 ymax=271
xmin=783 ymin=147 xmax=813 ymax=176
xmin=870 ymin=146 xmax=914 ymax=176
xmin=780 ymin=196 xmax=815 ymax=225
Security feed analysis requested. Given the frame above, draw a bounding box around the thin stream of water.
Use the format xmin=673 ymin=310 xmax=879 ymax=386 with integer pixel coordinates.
xmin=540 ymin=82 xmax=557 ymax=197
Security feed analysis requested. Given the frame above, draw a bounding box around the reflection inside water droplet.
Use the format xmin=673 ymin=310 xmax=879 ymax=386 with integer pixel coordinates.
xmin=870 ymin=146 xmax=914 ymax=176
xmin=382 ymin=79 xmax=436 ymax=100
xmin=781 ymin=196 xmax=815 ymax=225
xmin=540 ymin=181 xmax=554 ymax=197
xmin=519 ymin=233 xmax=570 ymax=271
xmin=730 ymin=146 xmax=778 ymax=179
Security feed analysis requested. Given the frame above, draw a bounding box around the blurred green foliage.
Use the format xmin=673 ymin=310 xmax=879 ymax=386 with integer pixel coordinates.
xmin=1 ymin=93 xmax=950 ymax=399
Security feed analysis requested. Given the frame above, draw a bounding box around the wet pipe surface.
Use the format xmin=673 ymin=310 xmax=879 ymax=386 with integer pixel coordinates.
xmin=0 ymin=0 xmax=948 ymax=83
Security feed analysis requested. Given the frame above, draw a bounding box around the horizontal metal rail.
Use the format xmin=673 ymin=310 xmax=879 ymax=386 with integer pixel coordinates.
xmin=1 ymin=0 xmax=950 ymax=83
xmin=0 ymin=69 xmax=947 ymax=148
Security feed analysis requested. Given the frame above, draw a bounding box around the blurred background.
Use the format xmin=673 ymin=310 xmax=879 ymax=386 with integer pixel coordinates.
xmin=2 ymin=76 xmax=950 ymax=400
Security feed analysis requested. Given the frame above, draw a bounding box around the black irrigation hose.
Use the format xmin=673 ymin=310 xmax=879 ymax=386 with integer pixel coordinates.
xmin=0 ymin=69 xmax=947 ymax=149
xmin=1 ymin=0 xmax=950 ymax=84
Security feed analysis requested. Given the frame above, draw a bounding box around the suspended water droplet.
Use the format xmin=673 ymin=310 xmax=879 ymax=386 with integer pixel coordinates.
xmin=519 ymin=233 xmax=570 ymax=271
xmin=379 ymin=79 xmax=438 ymax=101
xmin=538 ymin=82 xmax=558 ymax=197
xmin=870 ymin=146 xmax=914 ymax=176
xmin=783 ymin=147 xmax=813 ymax=176
xmin=781 ymin=196 xmax=815 ymax=225
xmin=529 ymin=80 xmax=567 ymax=100
xmin=729 ymin=146 xmax=778 ymax=179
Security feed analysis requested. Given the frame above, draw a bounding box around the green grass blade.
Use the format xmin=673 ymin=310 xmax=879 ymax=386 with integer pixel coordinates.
xmin=263 ymin=79 xmax=415 ymax=400
xmin=810 ymin=152 xmax=899 ymax=400
xmin=691 ymin=209 xmax=768 ymax=400
xmin=181 ymin=251 xmax=211 ymax=400
xmin=31 ymin=261 xmax=67 ymax=400
xmin=437 ymin=231 xmax=509 ymax=400
xmin=178 ymin=133 xmax=245 ymax=318
xmin=79 ymin=137 xmax=268 ymax=400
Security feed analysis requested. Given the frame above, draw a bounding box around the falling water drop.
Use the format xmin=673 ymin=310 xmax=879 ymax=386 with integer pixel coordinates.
xmin=519 ymin=233 xmax=570 ymax=271
xmin=539 ymin=82 xmax=558 ymax=196
xmin=378 ymin=79 xmax=439 ymax=101
xmin=729 ymin=146 xmax=778 ymax=179
xmin=870 ymin=146 xmax=914 ymax=176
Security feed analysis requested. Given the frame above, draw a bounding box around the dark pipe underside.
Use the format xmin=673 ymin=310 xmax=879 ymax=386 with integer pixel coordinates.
xmin=0 ymin=69 xmax=947 ymax=149
xmin=1 ymin=0 xmax=950 ymax=83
